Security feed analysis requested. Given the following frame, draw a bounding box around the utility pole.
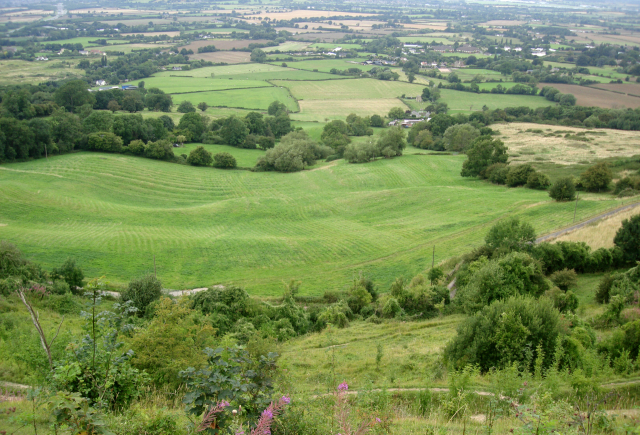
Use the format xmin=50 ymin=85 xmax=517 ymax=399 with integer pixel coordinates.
xmin=573 ymin=194 xmax=579 ymax=224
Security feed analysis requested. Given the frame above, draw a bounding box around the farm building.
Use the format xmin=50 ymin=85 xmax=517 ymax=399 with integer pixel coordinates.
xmin=457 ymin=45 xmax=481 ymax=54
xmin=430 ymin=45 xmax=451 ymax=53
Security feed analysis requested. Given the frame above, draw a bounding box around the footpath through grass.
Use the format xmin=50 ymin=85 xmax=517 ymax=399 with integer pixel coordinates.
xmin=0 ymin=151 xmax=625 ymax=293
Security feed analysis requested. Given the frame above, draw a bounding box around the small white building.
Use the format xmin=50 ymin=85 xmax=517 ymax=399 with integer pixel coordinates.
xmin=96 ymin=79 xmax=106 ymax=86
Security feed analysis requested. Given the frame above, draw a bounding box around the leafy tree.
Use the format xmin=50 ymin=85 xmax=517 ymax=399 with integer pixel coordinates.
xmin=559 ymin=93 xmax=577 ymax=106
xmin=113 ymin=114 xmax=146 ymax=145
xmin=343 ymin=141 xmax=377 ymax=163
xmin=376 ymin=126 xmax=406 ymax=157
xmin=549 ymin=177 xmax=576 ymax=201
xmin=213 ymin=152 xmax=237 ymax=168
xmin=129 ymin=298 xmax=215 ymax=388
xmin=445 ymin=296 xmax=562 ymax=372
xmin=177 ymin=101 xmax=196 ymax=113
xmin=0 ymin=117 xmax=35 ymax=159
xmin=82 ymin=111 xmax=114 ymax=135
xmin=177 ymin=112 xmax=207 ymax=142
xmin=485 ymin=217 xmax=536 ymax=253
xmin=50 ymin=258 xmax=84 ymax=292
xmin=107 ymin=100 xmax=120 ymax=113
xmin=387 ymin=107 xmax=405 ymax=120
xmin=346 ymin=113 xmax=373 ymax=136
xmin=50 ymin=109 xmax=83 ymax=152
xmin=158 ymin=115 xmax=175 ymax=131
xmin=267 ymin=101 xmax=287 ymax=116
xmin=427 ymin=113 xmax=454 ymax=136
xmin=144 ymin=88 xmax=173 ymax=112
xmin=145 ymin=140 xmax=174 ymax=160
xmin=87 ymin=132 xmax=123 ymax=153
xmin=460 ymin=135 xmax=508 ymax=178
xmin=506 ymin=164 xmax=536 ymax=187
xmin=120 ymin=274 xmax=162 ymax=317
xmin=580 ymin=162 xmax=612 ymax=192
xmin=266 ymin=112 xmax=293 ymax=139
xmin=407 ymin=72 xmax=416 ymax=83
xmin=257 ymin=131 xmax=332 ymax=172
xmin=54 ymin=80 xmax=96 ymax=112
xmin=143 ymin=117 xmax=167 ymax=142
xmin=442 ymin=123 xmax=480 ymax=152
xmin=221 ymin=116 xmax=249 ymax=147
xmin=187 ymin=145 xmax=213 ymax=166
xmin=321 ymin=120 xmax=351 ymax=154
xmin=257 ymin=136 xmax=275 ymax=150
xmin=197 ymin=102 xmax=209 ymax=112
xmin=244 ymin=112 xmax=266 ymax=135
xmin=121 ymin=93 xmax=145 ymax=113
xmin=421 ymin=87 xmax=431 ymax=101
xmin=614 ymin=214 xmax=640 ymax=264
xmin=127 ymin=139 xmax=145 ymax=155
xmin=526 ymin=172 xmax=551 ymax=190
xmin=1 ymin=89 xmax=35 ymax=120
xmin=250 ymin=48 xmax=267 ymax=63
xmin=369 ymin=114 xmax=384 ymax=127
xmin=28 ymin=118 xmax=51 ymax=158
xmin=549 ymin=269 xmax=578 ymax=291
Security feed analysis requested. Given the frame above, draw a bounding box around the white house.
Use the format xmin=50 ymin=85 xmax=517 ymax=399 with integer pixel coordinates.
xmin=96 ymin=79 xmax=106 ymax=86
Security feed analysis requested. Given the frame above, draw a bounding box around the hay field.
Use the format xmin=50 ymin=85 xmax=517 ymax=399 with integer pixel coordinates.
xmin=180 ymin=39 xmax=271 ymax=51
xmin=141 ymin=77 xmax=269 ymax=93
xmin=121 ymin=31 xmax=182 ymax=37
xmin=273 ymin=78 xmax=424 ymax=100
xmin=536 ymin=84 xmax=640 ymax=109
xmin=589 ymin=83 xmax=640 ymax=95
xmin=496 ymin=122 xmax=640 ymax=165
xmin=552 ymin=204 xmax=640 ymax=249
xmin=0 ymin=59 xmax=84 ymax=84
xmin=152 ymin=63 xmax=338 ymax=81
xmin=291 ymin=32 xmax=348 ymax=42
xmin=272 ymin=59 xmax=373 ymax=73
xmin=438 ymin=89 xmax=553 ymax=114
xmin=171 ymin=86 xmax=298 ymax=111
xmin=295 ymin=98 xmax=405 ymax=121
xmin=0 ymin=152 xmax=621 ymax=293
xmin=190 ymin=51 xmax=251 ymax=64
xmin=263 ymin=41 xmax=310 ymax=52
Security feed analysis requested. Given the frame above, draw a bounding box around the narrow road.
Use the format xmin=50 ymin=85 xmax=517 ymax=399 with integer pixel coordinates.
xmin=536 ymin=201 xmax=640 ymax=243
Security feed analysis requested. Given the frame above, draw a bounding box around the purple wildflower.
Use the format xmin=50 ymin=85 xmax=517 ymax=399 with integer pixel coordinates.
xmin=376 ymin=418 xmax=381 ymax=423
xmin=338 ymin=382 xmax=349 ymax=391
xmin=281 ymin=396 xmax=291 ymax=404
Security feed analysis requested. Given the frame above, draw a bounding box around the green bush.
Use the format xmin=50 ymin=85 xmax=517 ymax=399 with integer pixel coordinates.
xmin=177 ymin=101 xmax=195 ymax=113
xmin=381 ymin=297 xmax=402 ymax=318
xmin=343 ymin=141 xmax=377 ymax=163
xmin=526 ymin=171 xmax=550 ymax=190
xmin=614 ymin=214 xmax=640 ymax=264
xmin=48 ymin=280 xmax=70 ymax=295
xmin=87 ymin=132 xmax=123 ymax=153
xmin=546 ymin=287 xmax=578 ymax=314
xmin=549 ymin=177 xmax=576 ymax=201
xmin=445 ymin=296 xmax=562 ymax=372
xmin=580 ymin=161 xmax=612 ymax=192
xmin=127 ymin=139 xmax=145 ymax=155
xmin=51 ymin=258 xmax=84 ymax=293
xmin=318 ymin=301 xmax=351 ymax=328
xmin=120 ymin=274 xmax=162 ymax=317
xmin=186 ymin=145 xmax=213 ymax=166
xmin=506 ymin=164 xmax=536 ymax=187
xmin=213 ymin=152 xmax=237 ymax=168
xmin=484 ymin=217 xmax=536 ymax=254
xmin=44 ymin=293 xmax=82 ymax=315
xmin=549 ymin=269 xmax=578 ymax=291
xmin=486 ymin=163 xmax=510 ymax=184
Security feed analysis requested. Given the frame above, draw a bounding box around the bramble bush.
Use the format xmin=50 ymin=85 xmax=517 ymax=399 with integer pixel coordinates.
xmin=120 ymin=274 xmax=162 ymax=317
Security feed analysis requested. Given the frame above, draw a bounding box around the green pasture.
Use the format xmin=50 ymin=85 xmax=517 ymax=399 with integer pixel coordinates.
xmin=35 ymin=37 xmax=122 ymax=47
xmin=309 ymin=43 xmax=363 ymax=50
xmin=263 ymin=41 xmax=310 ymax=52
xmin=176 ymin=143 xmax=265 ymax=168
xmin=475 ymin=81 xmax=519 ymax=90
xmin=438 ymin=88 xmax=553 ymax=113
xmin=142 ymin=76 xmax=269 ymax=93
xmin=152 ymin=63 xmax=341 ymax=81
xmin=171 ymin=86 xmax=298 ymax=111
xmin=0 ymin=152 xmax=623 ymax=293
xmin=273 ymin=78 xmax=424 ymax=100
xmin=270 ymin=58 xmax=372 ymax=73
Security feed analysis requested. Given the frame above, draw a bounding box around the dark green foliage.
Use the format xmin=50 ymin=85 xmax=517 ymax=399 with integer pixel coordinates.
xmin=370 ymin=114 xmax=384 ymax=127
xmin=0 ymin=240 xmax=28 ymax=279
xmin=145 ymin=88 xmax=173 ymax=112
xmin=376 ymin=126 xmax=406 ymax=158
xmin=445 ymin=296 xmax=562 ymax=372
xmin=181 ymin=346 xmax=277 ymax=432
xmin=318 ymin=301 xmax=352 ymax=328
xmin=121 ymin=93 xmax=145 ymax=113
xmin=220 ymin=116 xmax=249 ymax=147
xmin=144 ymin=140 xmax=174 ymax=160
xmin=506 ymin=164 xmax=536 ymax=187
xmin=532 ymin=242 xmax=565 ymax=275
xmin=51 ymin=258 xmax=84 ymax=292
xmin=177 ymin=112 xmax=207 ymax=142
xmin=595 ymin=264 xmax=640 ymax=304
xmin=622 ymin=320 xmax=640 ymax=360
xmin=250 ymin=48 xmax=267 ymax=63
xmin=82 ymin=111 xmax=114 ymax=135
xmin=549 ymin=177 xmax=576 ymax=201
xmin=321 ymin=120 xmax=351 ymax=154
xmin=257 ymin=136 xmax=275 ymax=150
xmin=549 ymin=269 xmax=578 ymax=291
xmin=177 ymin=101 xmax=196 ymax=113
xmin=343 ymin=141 xmax=377 ymax=163
xmin=388 ymin=107 xmax=405 ymax=120
xmin=87 ymin=132 xmax=123 ymax=153
xmin=267 ymin=101 xmax=287 ymax=116
xmin=580 ymin=162 xmax=612 ymax=192
xmin=614 ymin=214 xmax=640 ymax=264
xmin=257 ymin=131 xmax=332 ymax=172
xmin=526 ymin=171 xmax=550 ymax=190
xmin=546 ymin=287 xmax=579 ymax=314
xmin=213 ymin=152 xmax=237 ymax=168
xmin=158 ymin=115 xmax=175 ymax=131
xmin=485 ymin=163 xmax=510 ymax=184
xmin=443 ymin=124 xmax=480 ymax=152
xmin=187 ymin=145 xmax=213 ymax=166
xmin=461 ymin=136 xmax=509 ymax=178
xmin=120 ymin=274 xmax=163 ymax=317
xmin=197 ymin=102 xmax=208 ymax=112
xmin=485 ymin=217 xmax=536 ymax=254
xmin=54 ymin=80 xmax=95 ymax=112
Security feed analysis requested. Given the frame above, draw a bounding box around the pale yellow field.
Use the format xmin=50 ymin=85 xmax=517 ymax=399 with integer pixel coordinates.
xmin=295 ymin=98 xmax=408 ymax=121
xmin=0 ymin=59 xmax=84 ymax=84
xmin=245 ymin=9 xmax=376 ymax=20
xmin=552 ymin=204 xmax=640 ymax=249
xmin=0 ymin=15 xmax=44 ymax=22
xmin=69 ymin=7 xmax=173 ymax=14
xmin=190 ymin=51 xmax=251 ymax=64
xmin=497 ymin=123 xmax=640 ymax=166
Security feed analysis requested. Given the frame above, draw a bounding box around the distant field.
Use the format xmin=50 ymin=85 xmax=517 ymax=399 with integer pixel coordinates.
xmin=263 ymin=41 xmax=310 ymax=52
xmin=272 ymin=58 xmax=372 ymax=73
xmin=190 ymin=51 xmax=251 ymax=64
xmin=245 ymin=9 xmax=376 ymax=20
xmin=497 ymin=122 xmax=640 ymax=166
xmin=153 ymin=63 xmax=344 ymax=81
xmin=171 ymin=86 xmax=298 ymax=111
xmin=104 ymin=43 xmax=172 ymax=53
xmin=537 ymin=83 xmax=640 ymax=109
xmin=438 ymin=89 xmax=553 ymax=113
xmin=273 ymin=78 xmax=424 ymax=100
xmin=180 ymin=39 xmax=271 ymax=51
xmin=0 ymin=59 xmax=84 ymax=84
xmin=142 ymin=76 xmax=269 ymax=93
xmin=0 ymin=152 xmax=623 ymax=293
xmin=295 ymin=98 xmax=405 ymax=121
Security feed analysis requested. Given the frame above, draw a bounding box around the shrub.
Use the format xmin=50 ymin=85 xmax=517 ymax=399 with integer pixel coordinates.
xmin=177 ymin=101 xmax=196 ymax=113
xmin=87 ymin=132 xmax=123 ymax=153
xmin=506 ymin=164 xmax=536 ymax=187
xmin=485 ymin=217 xmax=536 ymax=253
xmin=127 ymin=139 xmax=145 ymax=155
xmin=445 ymin=296 xmax=562 ymax=372
xmin=376 ymin=126 xmax=406 ymax=157
xmin=213 ymin=152 xmax=237 ymax=168
xmin=257 ymin=136 xmax=275 ymax=150
xmin=51 ymin=258 xmax=84 ymax=292
xmin=549 ymin=269 xmax=578 ymax=291
xmin=486 ymin=163 xmax=509 ymax=184
xmin=187 ymin=145 xmax=213 ymax=166
xmin=343 ymin=141 xmax=377 ymax=163
xmin=317 ymin=301 xmax=351 ymax=328
xmin=44 ymin=293 xmax=82 ymax=315
xmin=526 ymin=171 xmax=550 ymax=190
xmin=49 ymin=280 xmax=70 ymax=295
xmin=580 ymin=162 xmax=612 ymax=192
xmin=614 ymin=214 xmax=640 ymax=264
xmin=257 ymin=131 xmax=332 ymax=172
xmin=549 ymin=177 xmax=576 ymax=201
xmin=145 ymin=140 xmax=174 ymax=160
xmin=532 ymin=242 xmax=565 ymax=274
xmin=546 ymin=287 xmax=579 ymax=314
xmin=460 ymin=136 xmax=508 ymax=178
xmin=381 ymin=297 xmax=402 ymax=318
xmin=120 ymin=274 xmax=162 ymax=317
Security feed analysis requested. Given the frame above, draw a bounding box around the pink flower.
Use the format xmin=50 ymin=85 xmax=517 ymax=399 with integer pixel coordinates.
xmin=338 ymin=382 xmax=349 ymax=391
xmin=281 ymin=396 xmax=291 ymax=404
xmin=376 ymin=418 xmax=381 ymax=423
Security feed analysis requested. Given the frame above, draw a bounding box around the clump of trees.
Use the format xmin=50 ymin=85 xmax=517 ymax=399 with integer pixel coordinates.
xmin=256 ymin=131 xmax=332 ymax=172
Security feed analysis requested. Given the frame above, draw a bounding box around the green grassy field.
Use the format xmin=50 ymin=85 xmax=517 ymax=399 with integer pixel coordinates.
xmin=152 ymin=63 xmax=342 ymax=81
xmin=176 ymin=143 xmax=265 ymax=168
xmin=270 ymin=58 xmax=372 ymax=73
xmin=171 ymin=86 xmax=298 ymax=111
xmin=273 ymin=78 xmax=424 ymax=100
xmin=0 ymin=151 xmax=624 ymax=293
xmin=141 ymin=76 xmax=270 ymax=93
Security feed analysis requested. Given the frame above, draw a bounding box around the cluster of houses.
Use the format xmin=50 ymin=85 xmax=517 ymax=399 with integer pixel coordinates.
xmin=360 ymin=58 xmax=397 ymax=66
xmin=429 ymin=45 xmax=482 ymax=54
xmin=388 ymin=111 xmax=431 ymax=128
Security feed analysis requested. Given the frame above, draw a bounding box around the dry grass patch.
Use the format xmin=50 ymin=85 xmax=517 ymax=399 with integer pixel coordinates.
xmin=295 ymin=98 xmax=407 ymax=121
xmin=552 ymin=204 xmax=640 ymax=249
xmin=244 ymin=10 xmax=375 ymax=20
xmin=499 ymin=122 xmax=640 ymax=165
xmin=190 ymin=51 xmax=251 ymax=64
xmin=537 ymin=83 xmax=640 ymax=109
